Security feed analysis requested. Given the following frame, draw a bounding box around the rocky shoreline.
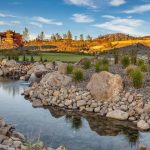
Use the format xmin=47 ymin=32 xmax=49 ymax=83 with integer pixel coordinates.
xmin=0 ymin=117 xmax=67 ymax=150
xmin=1 ymin=59 xmax=150 ymax=131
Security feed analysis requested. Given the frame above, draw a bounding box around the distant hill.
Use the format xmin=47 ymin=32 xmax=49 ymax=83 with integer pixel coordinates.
xmin=95 ymin=33 xmax=136 ymax=42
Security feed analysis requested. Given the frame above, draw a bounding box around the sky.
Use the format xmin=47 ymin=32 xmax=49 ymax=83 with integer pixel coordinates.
xmin=0 ymin=0 xmax=150 ymax=39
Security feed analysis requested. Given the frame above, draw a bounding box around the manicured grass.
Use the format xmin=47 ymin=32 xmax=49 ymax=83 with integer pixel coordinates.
xmin=0 ymin=52 xmax=95 ymax=62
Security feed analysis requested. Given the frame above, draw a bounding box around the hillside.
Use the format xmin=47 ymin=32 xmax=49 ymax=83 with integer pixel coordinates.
xmin=96 ymin=33 xmax=136 ymax=42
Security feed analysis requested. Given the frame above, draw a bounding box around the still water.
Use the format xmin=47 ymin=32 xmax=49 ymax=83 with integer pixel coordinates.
xmin=0 ymin=77 xmax=149 ymax=150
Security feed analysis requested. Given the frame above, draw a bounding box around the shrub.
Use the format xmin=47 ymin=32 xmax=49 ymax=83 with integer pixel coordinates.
xmin=73 ymin=69 xmax=84 ymax=82
xmin=31 ymin=56 xmax=34 ymax=62
xmin=95 ymin=62 xmax=100 ymax=72
xmin=83 ymin=61 xmax=91 ymax=69
xmin=126 ymin=65 xmax=138 ymax=76
xmin=67 ymin=64 xmax=73 ymax=74
xmin=102 ymin=59 xmax=109 ymax=65
xmin=140 ymin=64 xmax=148 ymax=72
xmin=138 ymin=59 xmax=145 ymax=66
xmin=121 ymin=55 xmax=130 ymax=68
xmin=130 ymin=68 xmax=144 ymax=88
xmin=40 ymin=56 xmax=43 ymax=62
xmin=102 ymin=64 xmax=109 ymax=71
xmin=95 ymin=61 xmax=109 ymax=72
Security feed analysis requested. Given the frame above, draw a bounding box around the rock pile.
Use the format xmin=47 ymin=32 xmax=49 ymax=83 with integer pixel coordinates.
xmin=24 ymin=70 xmax=150 ymax=131
xmin=0 ymin=117 xmax=27 ymax=150
xmin=0 ymin=117 xmax=67 ymax=150
xmin=0 ymin=59 xmax=31 ymax=79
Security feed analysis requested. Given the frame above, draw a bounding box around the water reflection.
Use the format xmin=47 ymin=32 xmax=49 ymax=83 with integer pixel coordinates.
xmin=0 ymin=77 xmax=27 ymax=96
xmin=65 ymin=115 xmax=83 ymax=130
xmin=46 ymin=106 xmax=139 ymax=146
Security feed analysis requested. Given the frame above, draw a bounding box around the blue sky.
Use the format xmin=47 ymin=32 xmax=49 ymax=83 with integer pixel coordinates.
xmin=0 ymin=0 xmax=150 ymax=39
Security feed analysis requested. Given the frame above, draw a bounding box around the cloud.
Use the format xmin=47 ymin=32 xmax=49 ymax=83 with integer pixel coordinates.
xmin=102 ymin=15 xmax=116 ymax=19
xmin=0 ymin=12 xmax=16 ymax=18
xmin=65 ymin=0 xmax=97 ymax=8
xmin=93 ymin=15 xmax=144 ymax=35
xmin=71 ymin=13 xmax=94 ymax=23
xmin=0 ymin=21 xmax=8 ymax=25
xmin=30 ymin=22 xmax=43 ymax=28
xmin=124 ymin=4 xmax=150 ymax=13
xmin=33 ymin=16 xmax=63 ymax=26
xmin=11 ymin=20 xmax=21 ymax=24
xmin=109 ymin=0 xmax=126 ymax=6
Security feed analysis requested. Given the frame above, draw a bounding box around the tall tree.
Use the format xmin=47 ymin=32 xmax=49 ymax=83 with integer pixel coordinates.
xmin=67 ymin=30 xmax=72 ymax=40
xmin=86 ymin=35 xmax=92 ymax=41
xmin=80 ymin=34 xmax=84 ymax=41
xmin=39 ymin=31 xmax=45 ymax=41
xmin=51 ymin=34 xmax=56 ymax=41
xmin=74 ymin=36 xmax=78 ymax=41
xmin=63 ymin=34 xmax=67 ymax=40
xmin=22 ymin=27 xmax=29 ymax=42
xmin=55 ymin=33 xmax=62 ymax=41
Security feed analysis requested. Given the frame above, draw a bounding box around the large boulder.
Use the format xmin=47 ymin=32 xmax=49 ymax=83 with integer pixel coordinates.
xmin=58 ymin=63 xmax=67 ymax=74
xmin=40 ymin=72 xmax=72 ymax=87
xmin=87 ymin=71 xmax=123 ymax=101
xmin=29 ymin=73 xmax=42 ymax=85
xmin=27 ymin=62 xmax=47 ymax=75
xmin=106 ymin=110 xmax=129 ymax=120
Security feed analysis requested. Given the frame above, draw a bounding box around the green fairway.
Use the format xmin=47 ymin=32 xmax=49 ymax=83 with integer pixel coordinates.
xmin=0 ymin=52 xmax=95 ymax=62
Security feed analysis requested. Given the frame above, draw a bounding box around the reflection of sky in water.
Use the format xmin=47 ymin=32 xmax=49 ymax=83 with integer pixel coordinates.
xmin=0 ymin=78 xmax=149 ymax=150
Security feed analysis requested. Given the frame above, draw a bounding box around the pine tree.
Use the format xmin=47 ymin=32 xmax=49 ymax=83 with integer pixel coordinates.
xmin=22 ymin=27 xmax=29 ymax=42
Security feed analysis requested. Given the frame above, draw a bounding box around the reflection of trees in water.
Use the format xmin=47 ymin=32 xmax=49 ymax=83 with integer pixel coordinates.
xmin=0 ymin=77 xmax=26 ymax=96
xmin=65 ymin=115 xmax=82 ymax=130
xmin=123 ymin=128 xmax=139 ymax=147
xmin=46 ymin=107 xmax=139 ymax=147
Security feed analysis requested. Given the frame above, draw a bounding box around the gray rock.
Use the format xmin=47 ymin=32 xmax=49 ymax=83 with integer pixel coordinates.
xmin=77 ymin=100 xmax=86 ymax=107
xmin=0 ymin=135 xmax=8 ymax=143
xmin=0 ymin=120 xmax=6 ymax=128
xmin=13 ymin=141 xmax=22 ymax=148
xmin=94 ymin=107 xmax=100 ymax=113
xmin=12 ymin=131 xmax=25 ymax=141
xmin=0 ymin=144 xmax=15 ymax=150
xmin=137 ymin=120 xmax=150 ymax=130
xmin=56 ymin=145 xmax=67 ymax=150
xmin=106 ymin=110 xmax=129 ymax=120
xmin=120 ymin=105 xmax=128 ymax=111
xmin=128 ymin=95 xmax=134 ymax=103
xmin=65 ymin=100 xmax=72 ymax=106
xmin=32 ymin=100 xmax=43 ymax=107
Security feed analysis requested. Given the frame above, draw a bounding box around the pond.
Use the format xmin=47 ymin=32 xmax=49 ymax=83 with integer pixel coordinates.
xmin=0 ymin=77 xmax=149 ymax=150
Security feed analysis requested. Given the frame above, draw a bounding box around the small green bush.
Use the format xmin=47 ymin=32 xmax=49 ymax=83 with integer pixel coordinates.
xmin=130 ymin=68 xmax=144 ymax=88
xmin=95 ymin=62 xmax=100 ymax=72
xmin=126 ymin=65 xmax=138 ymax=76
xmin=121 ymin=55 xmax=130 ymax=68
xmin=140 ymin=64 xmax=148 ymax=72
xmin=95 ymin=61 xmax=109 ymax=72
xmin=67 ymin=64 xmax=73 ymax=74
xmin=31 ymin=56 xmax=34 ymax=62
xmin=83 ymin=61 xmax=91 ymax=69
xmin=73 ymin=69 xmax=84 ymax=82
xmin=138 ymin=59 xmax=145 ymax=66
xmin=102 ymin=64 xmax=109 ymax=71
xmin=102 ymin=59 xmax=109 ymax=65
